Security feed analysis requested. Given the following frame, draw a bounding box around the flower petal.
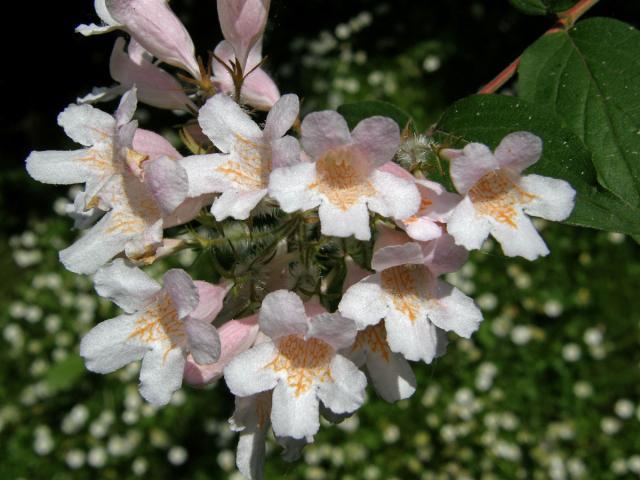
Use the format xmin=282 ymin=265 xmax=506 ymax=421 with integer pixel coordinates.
xmin=307 ymin=313 xmax=357 ymax=351
xmin=114 ymin=87 xmax=138 ymax=126
xmin=420 ymin=233 xmax=469 ymax=277
xmin=494 ymin=131 xmax=542 ymax=173
xmin=162 ymin=269 xmax=198 ymax=318
xmin=263 ymin=94 xmax=299 ymax=140
xmin=489 ymin=211 xmax=550 ymax=260
xmin=385 ymin=309 xmax=445 ymax=363
xmin=94 ymin=258 xmax=161 ymax=313
xmin=318 ymin=200 xmax=371 ymax=241
xmin=199 ymin=93 xmax=262 ymax=153
xmin=447 ymin=143 xmax=499 ymax=194
xmin=80 ymin=313 xmax=147 ymax=373
xmin=351 ymin=116 xmax=400 ymax=168
xmin=212 ymin=188 xmax=267 ymax=221
xmin=371 ymin=242 xmax=424 ymax=272
xmin=271 ymin=136 xmax=302 ymax=169
xmin=300 ymin=111 xmax=351 ymax=159
xmin=271 ymin=380 xmax=320 ymax=440
xmin=519 ymin=174 xmax=576 ymax=222
xmin=367 ymin=170 xmax=420 ymax=221
xmin=224 ymin=341 xmax=279 ymax=397
xmin=447 ymin=196 xmax=492 ymax=251
xmin=338 ymin=275 xmax=388 ymax=330
xmin=316 ymin=355 xmax=366 ymax=415
xmin=144 ymin=156 xmax=189 ymax=215
xmin=366 ymin=350 xmax=416 ymax=403
xmin=133 ymin=128 xmax=181 ymax=160
xmin=259 ymin=290 xmax=308 ymax=340
xmin=189 ymin=281 xmax=231 ymax=323
xmin=268 ymin=162 xmax=320 ymax=213
xmin=184 ymin=318 xmax=221 ymax=365
xmin=426 ymin=279 xmax=482 ymax=338
xmin=181 ymin=154 xmax=230 ymax=197
xmin=57 ymin=103 xmax=116 ymax=147
xmin=26 ymin=149 xmax=94 ymax=185
xmin=138 ymin=346 xmax=186 ymax=405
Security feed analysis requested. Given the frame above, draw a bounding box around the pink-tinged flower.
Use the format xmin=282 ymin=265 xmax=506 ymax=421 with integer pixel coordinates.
xmin=77 ymin=0 xmax=200 ymax=79
xmin=80 ymin=260 xmax=225 ymax=405
xmin=80 ymin=38 xmax=195 ymax=111
xmin=212 ymin=40 xmax=280 ymax=111
xmin=26 ymin=89 xmax=192 ymax=274
xmin=380 ymin=162 xmax=461 ymax=242
xmin=339 ymin=229 xmax=480 ymax=364
xmin=224 ymin=291 xmax=366 ymax=440
xmin=181 ymin=93 xmax=300 ymax=220
xmin=269 ymin=112 xmax=420 ymax=241
xmin=184 ymin=314 xmax=259 ymax=385
xmin=217 ymin=0 xmax=270 ymax=72
xmin=442 ymin=132 xmax=576 ymax=260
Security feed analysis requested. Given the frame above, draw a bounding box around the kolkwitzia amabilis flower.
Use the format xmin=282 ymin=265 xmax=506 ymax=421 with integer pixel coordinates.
xmin=26 ymin=89 xmax=191 ymax=273
xmin=339 ymin=229 xmax=481 ymax=364
xmin=80 ymin=38 xmax=196 ymax=111
xmin=80 ymin=259 xmax=225 ymax=405
xmin=442 ymin=132 xmax=576 ymax=260
xmin=212 ymin=40 xmax=280 ymax=111
xmin=217 ymin=0 xmax=270 ymax=72
xmin=224 ymin=290 xmax=366 ymax=440
xmin=380 ymin=162 xmax=461 ymax=242
xmin=182 ymin=93 xmax=300 ymax=220
xmin=269 ymin=112 xmax=421 ymax=241
xmin=77 ymin=0 xmax=200 ymax=79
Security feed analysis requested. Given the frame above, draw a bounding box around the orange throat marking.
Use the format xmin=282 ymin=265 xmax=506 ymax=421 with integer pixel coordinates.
xmin=380 ymin=265 xmax=426 ymax=324
xmin=265 ymin=335 xmax=334 ymax=397
xmin=469 ymin=170 xmax=537 ymax=228
xmin=216 ymin=134 xmax=270 ymax=190
xmin=353 ymin=323 xmax=392 ymax=362
xmin=311 ymin=147 xmax=376 ymax=211
xmin=128 ymin=294 xmax=186 ymax=360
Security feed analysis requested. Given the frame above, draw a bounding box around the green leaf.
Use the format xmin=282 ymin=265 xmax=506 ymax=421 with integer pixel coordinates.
xmin=337 ymin=100 xmax=413 ymax=131
xmin=509 ymin=0 xmax=577 ymax=15
xmin=43 ymin=354 xmax=86 ymax=393
xmin=519 ymin=18 xmax=640 ymax=210
xmin=434 ymin=94 xmax=640 ymax=235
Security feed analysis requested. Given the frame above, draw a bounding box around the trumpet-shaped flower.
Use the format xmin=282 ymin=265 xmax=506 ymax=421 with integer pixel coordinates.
xmin=26 ymin=89 xmax=192 ymax=273
xmin=269 ymin=112 xmax=420 ymax=241
xmin=339 ymin=230 xmax=480 ymax=363
xmin=442 ymin=132 xmax=576 ymax=260
xmin=80 ymin=38 xmax=195 ymax=111
xmin=77 ymin=0 xmax=200 ymax=79
xmin=182 ymin=93 xmax=300 ymax=220
xmin=224 ymin=291 xmax=366 ymax=440
xmin=217 ymin=0 xmax=270 ymax=72
xmin=212 ymin=40 xmax=280 ymax=111
xmin=80 ymin=260 xmax=225 ymax=405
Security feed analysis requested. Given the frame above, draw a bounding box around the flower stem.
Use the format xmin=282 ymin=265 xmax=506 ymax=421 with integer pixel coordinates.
xmin=478 ymin=0 xmax=601 ymax=94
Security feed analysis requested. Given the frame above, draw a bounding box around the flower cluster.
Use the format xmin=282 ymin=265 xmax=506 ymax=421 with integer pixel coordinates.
xmin=25 ymin=1 xmax=576 ymax=478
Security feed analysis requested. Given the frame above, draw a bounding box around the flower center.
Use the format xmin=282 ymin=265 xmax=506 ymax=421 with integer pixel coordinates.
xmin=216 ymin=134 xmax=271 ymax=190
xmin=312 ymin=147 xmax=376 ymax=211
xmin=469 ymin=170 xmax=537 ymax=227
xmin=380 ymin=265 xmax=427 ymax=323
xmin=129 ymin=293 xmax=186 ymax=358
xmin=265 ymin=335 xmax=334 ymax=396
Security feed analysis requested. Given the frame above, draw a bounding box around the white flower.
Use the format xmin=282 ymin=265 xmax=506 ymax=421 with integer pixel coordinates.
xmin=182 ymin=93 xmax=300 ymax=221
xmin=269 ymin=111 xmax=420 ymax=240
xmin=224 ymin=291 xmax=366 ymax=440
xmin=339 ymin=229 xmax=481 ymax=364
xmin=442 ymin=132 xmax=576 ymax=260
xmin=80 ymin=259 xmax=225 ymax=405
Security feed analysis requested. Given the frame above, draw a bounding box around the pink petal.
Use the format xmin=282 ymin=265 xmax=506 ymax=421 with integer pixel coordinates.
xmin=143 ymin=156 xmax=189 ymax=215
xmin=263 ymin=94 xmax=299 ymax=140
xmin=300 ymin=111 xmax=351 ymax=159
xmin=133 ymin=128 xmax=181 ymax=161
xmin=446 ymin=143 xmax=499 ymax=194
xmin=351 ymin=116 xmax=401 ymax=168
xmin=494 ymin=132 xmax=542 ymax=173
xmin=189 ymin=280 xmax=232 ymax=323
xmin=420 ymin=233 xmax=469 ymax=277
xmin=162 ymin=268 xmax=198 ymax=318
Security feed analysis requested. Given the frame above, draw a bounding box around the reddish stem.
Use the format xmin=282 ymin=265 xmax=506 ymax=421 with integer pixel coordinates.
xmin=478 ymin=0 xmax=601 ymax=94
